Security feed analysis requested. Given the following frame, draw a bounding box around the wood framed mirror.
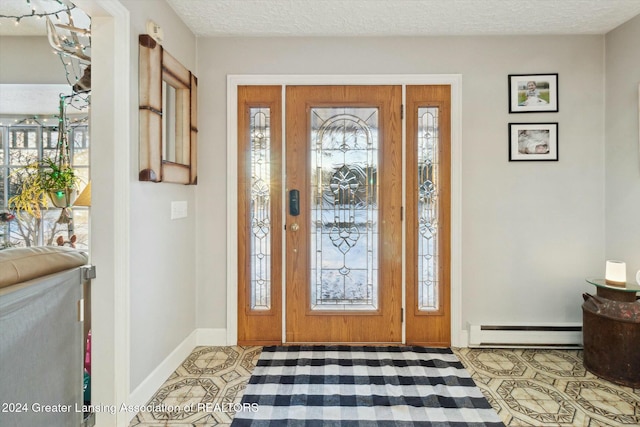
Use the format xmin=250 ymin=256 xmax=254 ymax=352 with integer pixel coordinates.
xmin=139 ymin=34 xmax=197 ymax=184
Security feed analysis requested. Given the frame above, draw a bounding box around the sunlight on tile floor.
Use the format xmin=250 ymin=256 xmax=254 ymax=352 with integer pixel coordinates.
xmin=129 ymin=346 xmax=640 ymax=427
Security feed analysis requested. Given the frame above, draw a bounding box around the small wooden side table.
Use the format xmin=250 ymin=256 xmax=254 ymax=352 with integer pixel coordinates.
xmin=582 ymin=278 xmax=640 ymax=388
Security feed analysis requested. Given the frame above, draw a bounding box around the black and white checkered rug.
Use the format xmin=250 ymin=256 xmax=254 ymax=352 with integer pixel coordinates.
xmin=232 ymin=345 xmax=504 ymax=426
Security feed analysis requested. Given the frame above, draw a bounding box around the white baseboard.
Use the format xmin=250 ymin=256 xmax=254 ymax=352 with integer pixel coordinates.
xmin=128 ymin=329 xmax=198 ymax=417
xmin=457 ymin=329 xmax=469 ymax=348
xmin=196 ymin=328 xmax=228 ymax=346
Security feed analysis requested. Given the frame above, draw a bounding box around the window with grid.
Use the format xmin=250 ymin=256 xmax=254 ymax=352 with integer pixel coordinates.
xmin=0 ymin=116 xmax=89 ymax=249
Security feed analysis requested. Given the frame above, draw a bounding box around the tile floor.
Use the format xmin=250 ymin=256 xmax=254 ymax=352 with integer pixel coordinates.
xmin=129 ymin=346 xmax=640 ymax=427
xmin=455 ymin=348 xmax=640 ymax=426
xmin=129 ymin=346 xmax=262 ymax=426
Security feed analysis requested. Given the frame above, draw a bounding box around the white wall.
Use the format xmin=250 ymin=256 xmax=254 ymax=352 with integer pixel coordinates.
xmin=605 ymin=15 xmax=640 ymax=281
xmin=196 ymin=35 xmax=605 ymax=333
xmin=0 ymin=37 xmax=67 ymax=84
xmin=119 ymin=0 xmax=197 ymax=391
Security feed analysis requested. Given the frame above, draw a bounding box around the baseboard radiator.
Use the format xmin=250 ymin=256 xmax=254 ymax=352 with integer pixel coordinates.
xmin=468 ymin=323 xmax=583 ymax=348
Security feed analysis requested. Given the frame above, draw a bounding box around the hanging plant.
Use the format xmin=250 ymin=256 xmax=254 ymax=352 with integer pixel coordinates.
xmin=45 ymin=96 xmax=80 ymax=207
xmin=9 ymin=95 xmax=80 ymax=217
xmin=40 ymin=157 xmax=80 ymax=208
xmin=8 ymin=158 xmax=79 ymax=214
xmin=39 ymin=158 xmax=78 ymax=190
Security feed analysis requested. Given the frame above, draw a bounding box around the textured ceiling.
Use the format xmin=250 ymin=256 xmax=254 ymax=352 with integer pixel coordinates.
xmin=166 ymin=0 xmax=640 ymax=37
xmin=2 ymin=0 xmax=640 ymax=37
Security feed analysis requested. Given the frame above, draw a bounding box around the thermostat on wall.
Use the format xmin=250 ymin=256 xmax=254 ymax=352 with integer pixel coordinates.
xmin=146 ymin=20 xmax=164 ymax=44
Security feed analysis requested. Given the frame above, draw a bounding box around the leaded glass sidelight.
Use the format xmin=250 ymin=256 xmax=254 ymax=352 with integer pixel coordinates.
xmin=249 ymin=107 xmax=272 ymax=310
xmin=417 ymin=107 xmax=440 ymax=311
xmin=310 ymin=108 xmax=379 ymax=311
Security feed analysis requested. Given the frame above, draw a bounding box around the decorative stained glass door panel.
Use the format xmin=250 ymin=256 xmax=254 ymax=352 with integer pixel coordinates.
xmin=310 ymin=107 xmax=379 ymax=312
xmin=286 ymin=86 xmax=402 ymax=343
xmin=237 ymin=86 xmax=282 ymax=345
xmin=405 ymin=85 xmax=451 ymax=346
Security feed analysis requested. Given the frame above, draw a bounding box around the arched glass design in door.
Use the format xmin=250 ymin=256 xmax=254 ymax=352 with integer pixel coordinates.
xmin=285 ymin=86 xmax=402 ymax=343
xmin=310 ymin=107 xmax=379 ymax=312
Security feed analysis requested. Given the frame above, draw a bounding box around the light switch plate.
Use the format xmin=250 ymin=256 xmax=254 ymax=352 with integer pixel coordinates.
xmin=171 ymin=201 xmax=188 ymax=219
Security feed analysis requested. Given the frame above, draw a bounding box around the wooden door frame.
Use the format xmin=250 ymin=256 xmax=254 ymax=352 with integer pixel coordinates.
xmin=227 ymin=75 xmax=464 ymax=346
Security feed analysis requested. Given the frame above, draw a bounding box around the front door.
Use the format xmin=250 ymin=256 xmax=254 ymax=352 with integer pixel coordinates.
xmin=237 ymin=82 xmax=450 ymax=346
xmin=285 ymin=85 xmax=402 ymax=343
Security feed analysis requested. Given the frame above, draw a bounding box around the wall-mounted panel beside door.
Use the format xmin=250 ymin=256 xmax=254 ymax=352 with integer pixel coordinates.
xmin=237 ymin=86 xmax=282 ymax=345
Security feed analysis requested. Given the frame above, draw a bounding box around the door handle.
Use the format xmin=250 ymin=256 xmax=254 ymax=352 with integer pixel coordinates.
xmin=289 ymin=189 xmax=300 ymax=216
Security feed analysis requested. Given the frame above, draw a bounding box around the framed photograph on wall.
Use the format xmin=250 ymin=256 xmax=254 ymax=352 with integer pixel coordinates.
xmin=509 ymin=123 xmax=558 ymax=161
xmin=509 ymin=73 xmax=558 ymax=113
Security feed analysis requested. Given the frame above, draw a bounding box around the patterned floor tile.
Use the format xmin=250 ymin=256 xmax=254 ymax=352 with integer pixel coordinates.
xmin=130 ymin=346 xmax=260 ymax=427
xmin=461 ymin=348 xmax=529 ymax=377
xmin=129 ymin=346 xmax=640 ymax=426
xmin=521 ymin=349 xmax=586 ymax=377
xmin=565 ymin=381 xmax=640 ymax=425
xmin=182 ymin=346 xmax=241 ymax=375
xmin=453 ymin=347 xmax=640 ymax=426
xmin=497 ymin=379 xmax=578 ymax=424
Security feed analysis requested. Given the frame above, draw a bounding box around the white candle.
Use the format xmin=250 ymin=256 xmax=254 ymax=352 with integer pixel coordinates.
xmin=605 ymin=260 xmax=626 ymax=285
